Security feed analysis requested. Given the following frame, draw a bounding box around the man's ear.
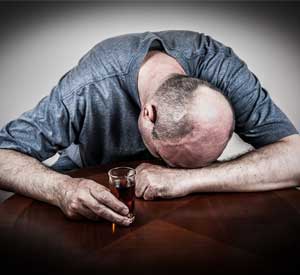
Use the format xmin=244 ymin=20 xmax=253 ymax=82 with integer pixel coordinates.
xmin=143 ymin=104 xmax=157 ymax=124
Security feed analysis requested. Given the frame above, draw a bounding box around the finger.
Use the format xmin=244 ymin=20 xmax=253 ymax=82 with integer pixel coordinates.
xmin=135 ymin=183 xmax=148 ymax=198
xmin=98 ymin=205 xmax=134 ymax=226
xmin=84 ymin=196 xmax=133 ymax=226
xmin=77 ymin=205 xmax=100 ymax=221
xmin=89 ymin=186 xmax=129 ymax=216
xmin=135 ymin=163 xmax=147 ymax=173
xmin=143 ymin=185 xmax=156 ymax=201
xmin=135 ymin=175 xmax=149 ymax=198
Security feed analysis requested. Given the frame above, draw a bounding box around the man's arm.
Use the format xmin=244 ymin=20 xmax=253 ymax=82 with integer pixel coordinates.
xmin=0 ymin=149 xmax=133 ymax=226
xmin=135 ymin=135 xmax=300 ymax=200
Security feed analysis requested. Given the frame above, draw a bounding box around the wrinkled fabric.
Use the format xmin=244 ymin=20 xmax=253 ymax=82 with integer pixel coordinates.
xmin=0 ymin=31 xmax=298 ymax=172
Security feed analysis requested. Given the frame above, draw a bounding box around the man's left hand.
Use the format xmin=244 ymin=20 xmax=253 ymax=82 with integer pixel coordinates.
xmin=135 ymin=163 xmax=191 ymax=200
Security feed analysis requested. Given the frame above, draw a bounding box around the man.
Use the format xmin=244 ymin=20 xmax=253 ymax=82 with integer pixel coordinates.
xmin=0 ymin=30 xmax=299 ymax=226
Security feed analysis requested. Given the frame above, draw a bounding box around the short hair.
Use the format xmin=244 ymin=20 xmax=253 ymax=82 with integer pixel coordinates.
xmin=152 ymin=74 xmax=235 ymax=141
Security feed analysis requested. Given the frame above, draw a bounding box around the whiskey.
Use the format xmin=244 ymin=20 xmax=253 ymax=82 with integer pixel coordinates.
xmin=110 ymin=179 xmax=135 ymax=217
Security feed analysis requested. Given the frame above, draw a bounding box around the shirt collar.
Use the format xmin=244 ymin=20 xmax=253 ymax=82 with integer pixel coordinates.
xmin=126 ymin=31 xmax=191 ymax=110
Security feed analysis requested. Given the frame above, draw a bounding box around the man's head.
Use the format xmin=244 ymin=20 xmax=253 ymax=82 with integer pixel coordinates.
xmin=138 ymin=74 xmax=235 ymax=168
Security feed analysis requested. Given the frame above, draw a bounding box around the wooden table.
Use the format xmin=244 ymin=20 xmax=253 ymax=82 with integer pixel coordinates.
xmin=1 ymin=160 xmax=300 ymax=275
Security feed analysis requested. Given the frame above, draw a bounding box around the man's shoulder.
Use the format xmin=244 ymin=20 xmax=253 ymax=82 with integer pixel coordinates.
xmin=95 ymin=32 xmax=149 ymax=51
xmin=86 ymin=32 xmax=148 ymax=65
xmin=55 ymin=32 xmax=151 ymax=100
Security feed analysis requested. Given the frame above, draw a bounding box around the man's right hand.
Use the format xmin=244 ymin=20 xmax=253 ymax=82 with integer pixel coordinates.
xmin=0 ymin=150 xmax=133 ymax=226
xmin=58 ymin=177 xmax=133 ymax=226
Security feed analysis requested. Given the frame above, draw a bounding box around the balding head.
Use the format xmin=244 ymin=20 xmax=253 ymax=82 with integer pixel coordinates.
xmin=138 ymin=74 xmax=235 ymax=168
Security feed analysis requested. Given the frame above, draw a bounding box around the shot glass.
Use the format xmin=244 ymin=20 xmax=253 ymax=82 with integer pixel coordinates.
xmin=108 ymin=167 xmax=136 ymax=219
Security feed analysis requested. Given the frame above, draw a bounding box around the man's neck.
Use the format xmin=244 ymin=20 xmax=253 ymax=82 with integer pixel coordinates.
xmin=137 ymin=50 xmax=186 ymax=106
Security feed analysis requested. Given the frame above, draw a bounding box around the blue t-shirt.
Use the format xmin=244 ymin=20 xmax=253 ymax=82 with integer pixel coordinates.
xmin=0 ymin=30 xmax=298 ymax=172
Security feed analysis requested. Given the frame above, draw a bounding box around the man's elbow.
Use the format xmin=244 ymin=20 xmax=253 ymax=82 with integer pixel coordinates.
xmin=279 ymin=134 xmax=300 ymax=182
xmin=280 ymin=134 xmax=300 ymax=160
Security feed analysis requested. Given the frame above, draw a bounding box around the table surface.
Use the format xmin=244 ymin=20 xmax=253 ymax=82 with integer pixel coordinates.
xmin=1 ymin=160 xmax=300 ymax=275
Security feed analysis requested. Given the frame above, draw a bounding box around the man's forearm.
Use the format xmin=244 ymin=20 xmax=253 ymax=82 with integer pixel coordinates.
xmin=183 ymin=135 xmax=300 ymax=193
xmin=0 ymin=149 xmax=71 ymax=206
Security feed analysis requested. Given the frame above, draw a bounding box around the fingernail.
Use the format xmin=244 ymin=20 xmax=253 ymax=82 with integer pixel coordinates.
xmin=124 ymin=217 xmax=134 ymax=226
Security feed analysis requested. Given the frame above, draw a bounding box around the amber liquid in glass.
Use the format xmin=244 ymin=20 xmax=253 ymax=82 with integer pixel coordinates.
xmin=110 ymin=179 xmax=135 ymax=217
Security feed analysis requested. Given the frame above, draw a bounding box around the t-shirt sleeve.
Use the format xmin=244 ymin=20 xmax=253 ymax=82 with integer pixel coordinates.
xmin=196 ymin=40 xmax=298 ymax=148
xmin=0 ymin=79 xmax=83 ymax=162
